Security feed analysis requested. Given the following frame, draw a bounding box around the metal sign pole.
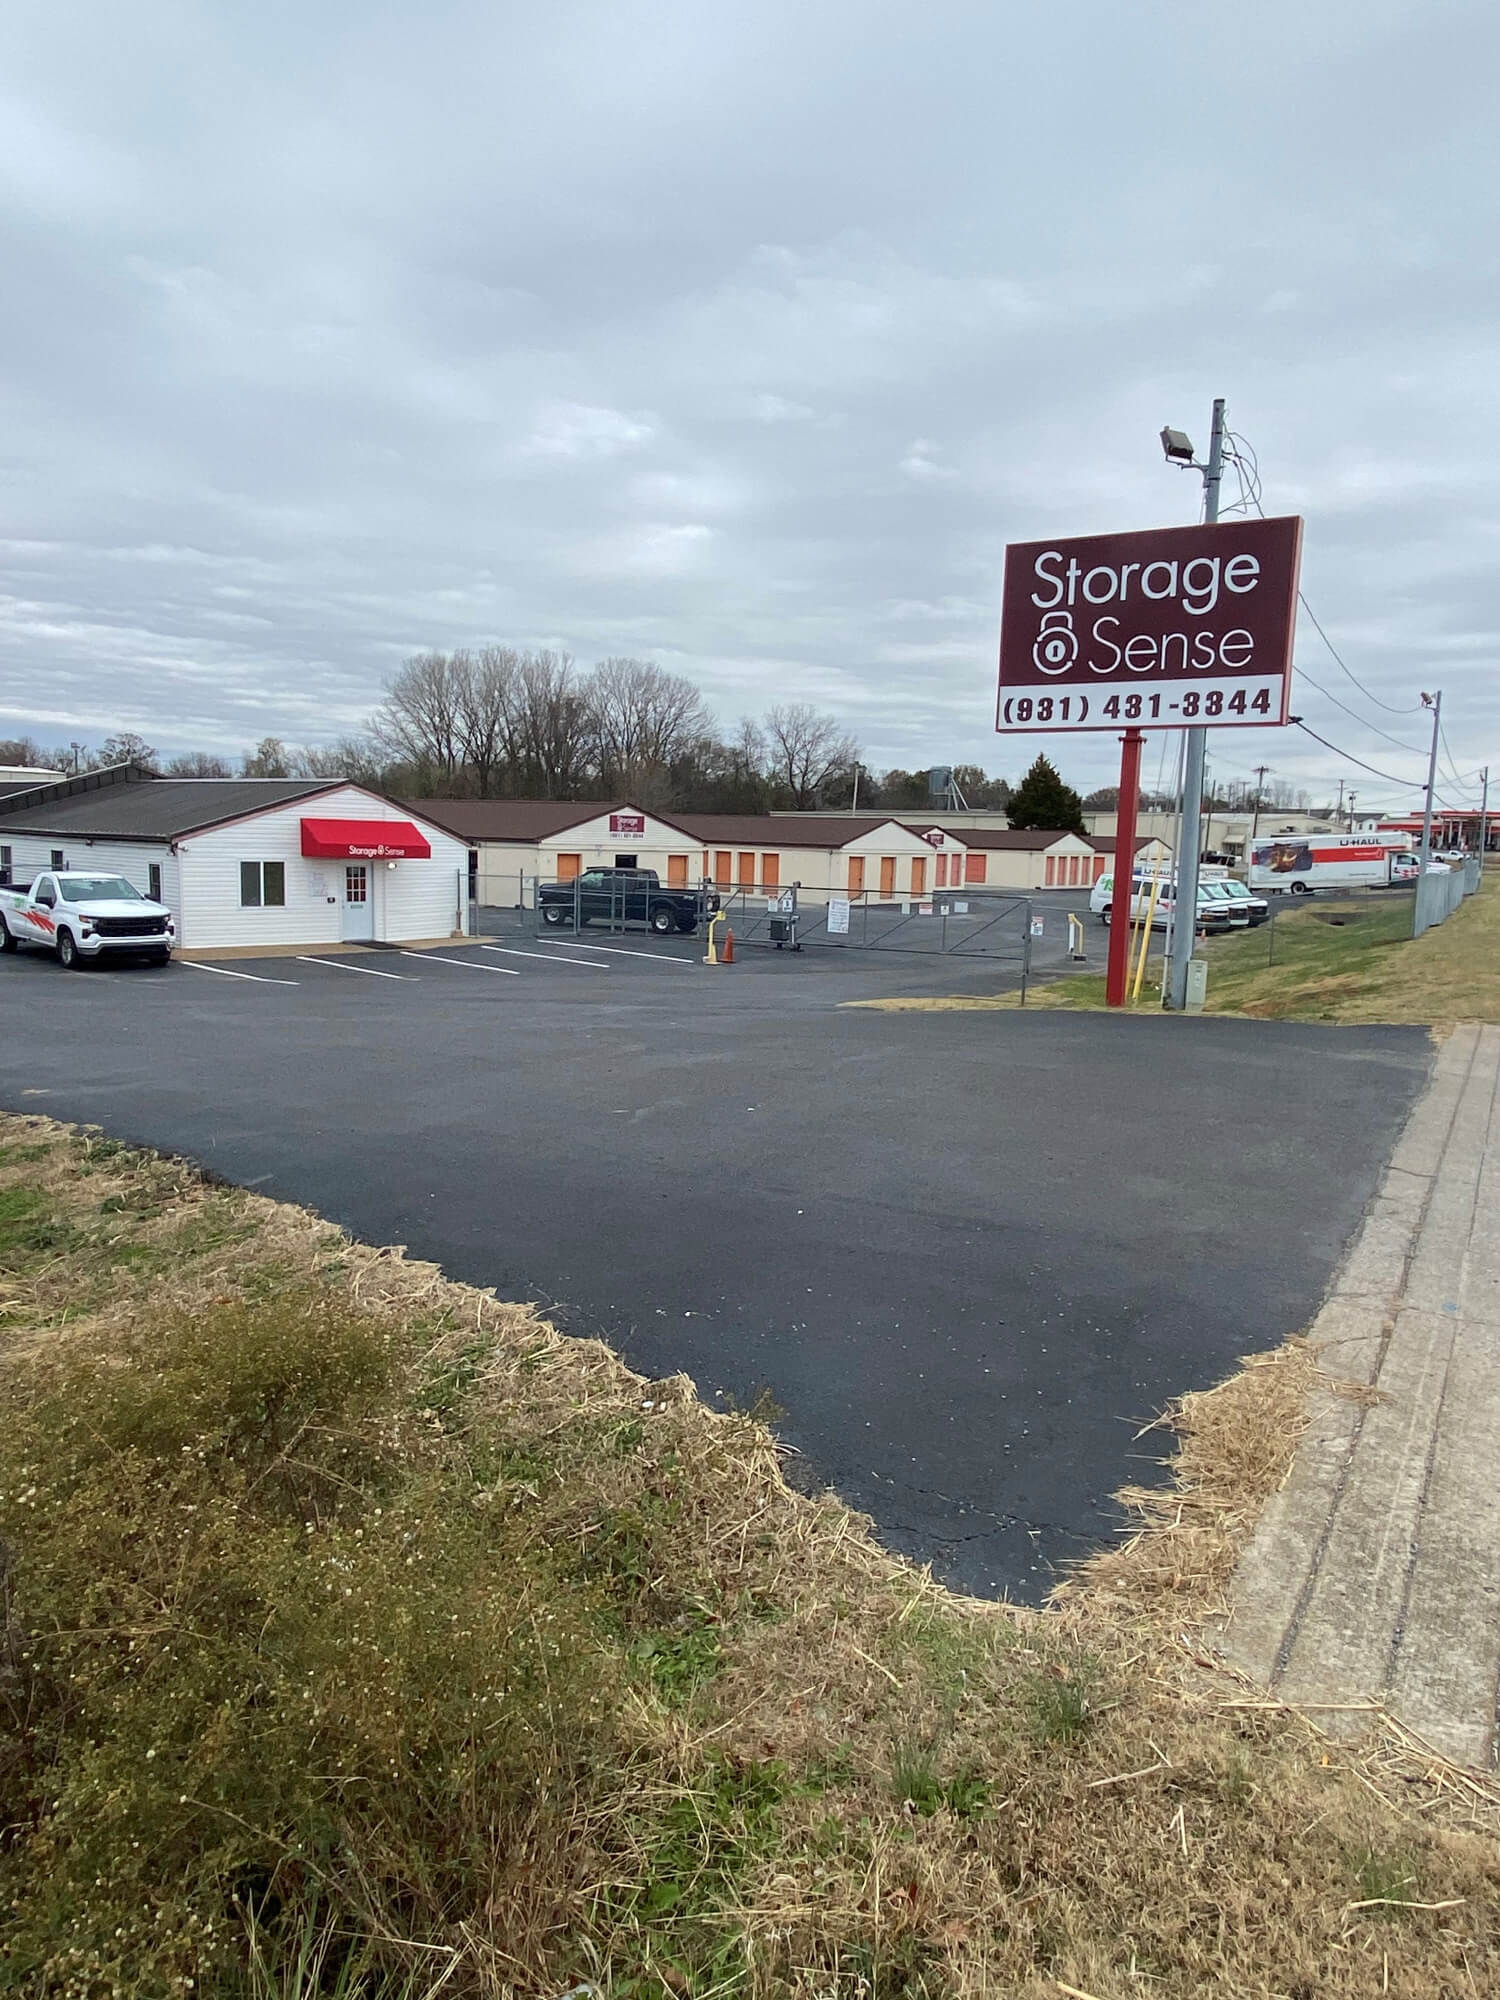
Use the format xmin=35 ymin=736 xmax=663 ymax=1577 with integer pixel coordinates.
xmin=1105 ymin=728 xmax=1145 ymax=1006
xmin=1167 ymin=396 xmax=1225 ymax=1010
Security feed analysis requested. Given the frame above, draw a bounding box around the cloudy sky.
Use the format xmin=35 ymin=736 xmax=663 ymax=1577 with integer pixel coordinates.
xmin=1 ymin=0 xmax=1494 ymax=806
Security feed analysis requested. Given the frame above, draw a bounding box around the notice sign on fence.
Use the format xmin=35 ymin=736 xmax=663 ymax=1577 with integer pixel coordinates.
xmin=827 ymin=898 xmax=851 ymax=935
xmin=996 ymin=515 xmax=1302 ymax=734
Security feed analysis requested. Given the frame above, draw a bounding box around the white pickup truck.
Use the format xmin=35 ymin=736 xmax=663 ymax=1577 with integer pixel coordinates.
xmin=0 ymin=871 xmax=175 ymax=969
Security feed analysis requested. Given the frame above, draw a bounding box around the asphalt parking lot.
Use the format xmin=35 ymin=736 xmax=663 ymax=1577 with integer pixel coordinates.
xmin=0 ymin=924 xmax=1429 ymax=1601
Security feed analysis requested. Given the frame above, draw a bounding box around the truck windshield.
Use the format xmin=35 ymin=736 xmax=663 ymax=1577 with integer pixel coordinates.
xmin=57 ymin=877 xmax=146 ymax=903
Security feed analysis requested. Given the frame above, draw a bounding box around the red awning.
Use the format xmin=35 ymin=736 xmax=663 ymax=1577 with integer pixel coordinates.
xmin=300 ymin=817 xmax=432 ymax=860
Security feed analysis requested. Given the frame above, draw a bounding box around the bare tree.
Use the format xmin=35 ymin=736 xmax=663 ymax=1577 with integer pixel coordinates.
xmin=295 ymin=738 xmax=385 ymax=785
xmin=372 ymin=652 xmax=468 ymax=786
xmin=514 ymin=650 xmax=592 ymax=798
xmin=459 ymin=646 xmax=521 ymax=795
xmin=762 ymin=703 xmax=859 ymax=810
xmin=162 ymin=751 xmax=233 ymax=777
xmin=90 ymin=731 xmax=158 ymax=771
xmin=586 ymin=657 xmax=711 ymax=798
xmin=242 ymin=737 xmax=294 ymax=777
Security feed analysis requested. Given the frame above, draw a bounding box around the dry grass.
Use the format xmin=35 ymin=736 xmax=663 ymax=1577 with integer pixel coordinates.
xmin=2 ymin=1116 xmax=1499 ymax=1998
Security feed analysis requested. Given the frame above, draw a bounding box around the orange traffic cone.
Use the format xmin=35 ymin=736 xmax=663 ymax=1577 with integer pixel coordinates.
xmin=722 ymin=926 xmax=735 ymax=963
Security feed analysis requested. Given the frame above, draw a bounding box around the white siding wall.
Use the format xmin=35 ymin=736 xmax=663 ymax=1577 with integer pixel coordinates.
xmin=176 ymin=788 xmax=469 ymax=949
xmin=0 ymin=835 xmax=180 ymax=921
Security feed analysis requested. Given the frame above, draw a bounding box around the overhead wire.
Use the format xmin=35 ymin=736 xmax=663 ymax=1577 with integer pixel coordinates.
xmin=1290 ymin=719 xmax=1471 ymax=811
xmin=1222 ymin=432 xmax=1425 ymax=718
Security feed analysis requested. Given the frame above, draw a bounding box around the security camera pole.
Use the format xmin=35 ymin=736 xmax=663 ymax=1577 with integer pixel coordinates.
xmin=1165 ymin=397 xmax=1226 ymax=1011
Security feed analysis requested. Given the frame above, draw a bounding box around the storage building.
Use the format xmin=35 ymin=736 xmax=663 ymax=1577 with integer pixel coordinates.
xmin=0 ymin=765 xmax=470 ymax=954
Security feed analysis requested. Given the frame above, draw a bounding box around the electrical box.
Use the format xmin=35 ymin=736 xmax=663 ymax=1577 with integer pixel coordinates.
xmin=1185 ymin=958 xmax=1209 ymax=1013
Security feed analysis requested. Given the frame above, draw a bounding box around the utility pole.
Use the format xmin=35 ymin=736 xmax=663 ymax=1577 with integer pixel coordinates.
xmin=1249 ymin=765 xmax=1269 ymax=845
xmin=1480 ymin=764 xmax=1496 ymax=860
xmin=1335 ymin=777 xmax=1345 ymax=826
xmin=1418 ymin=691 xmax=1441 ymax=868
xmin=1167 ymin=396 xmax=1224 ymax=1010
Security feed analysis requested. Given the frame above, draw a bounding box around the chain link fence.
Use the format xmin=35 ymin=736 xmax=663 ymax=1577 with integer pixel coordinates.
xmin=1412 ymin=858 xmax=1481 ymax=938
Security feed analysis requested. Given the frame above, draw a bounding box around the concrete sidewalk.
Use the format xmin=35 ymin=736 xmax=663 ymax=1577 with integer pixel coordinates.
xmin=1220 ymin=1022 xmax=1500 ymax=1767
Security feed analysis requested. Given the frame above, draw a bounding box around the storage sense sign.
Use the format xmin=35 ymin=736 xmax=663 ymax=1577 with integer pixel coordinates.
xmin=996 ymin=516 xmax=1302 ymax=733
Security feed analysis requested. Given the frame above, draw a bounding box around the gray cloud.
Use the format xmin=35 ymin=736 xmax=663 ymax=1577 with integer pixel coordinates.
xmin=0 ymin=0 xmax=1495 ymax=805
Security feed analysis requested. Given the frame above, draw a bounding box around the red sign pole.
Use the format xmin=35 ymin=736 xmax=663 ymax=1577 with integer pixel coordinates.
xmin=1105 ymin=729 xmax=1145 ymax=1007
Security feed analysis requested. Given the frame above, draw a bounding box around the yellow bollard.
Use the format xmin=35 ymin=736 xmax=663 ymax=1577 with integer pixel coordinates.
xmin=1136 ymin=872 xmax=1168 ymax=1000
xmin=704 ymin=910 xmax=724 ymax=964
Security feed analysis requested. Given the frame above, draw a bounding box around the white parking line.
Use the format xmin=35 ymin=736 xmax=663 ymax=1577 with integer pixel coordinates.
xmin=482 ymin=945 xmax=608 ymax=968
xmin=182 ymin=961 xmax=300 ymax=986
xmin=540 ymin=938 xmax=696 ymax=964
xmin=398 ymin=950 xmax=520 ymax=975
xmin=296 ymin=956 xmax=414 ymax=980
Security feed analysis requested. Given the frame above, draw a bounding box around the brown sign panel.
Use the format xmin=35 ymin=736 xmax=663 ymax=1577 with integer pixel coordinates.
xmin=996 ymin=515 xmax=1302 ymax=733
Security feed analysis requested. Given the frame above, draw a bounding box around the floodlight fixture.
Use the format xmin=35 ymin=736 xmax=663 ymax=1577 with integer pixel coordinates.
xmin=1160 ymin=426 xmax=1196 ymax=465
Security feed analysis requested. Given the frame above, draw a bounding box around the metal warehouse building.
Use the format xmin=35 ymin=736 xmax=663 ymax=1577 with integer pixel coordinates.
xmin=0 ymin=766 xmax=470 ymax=954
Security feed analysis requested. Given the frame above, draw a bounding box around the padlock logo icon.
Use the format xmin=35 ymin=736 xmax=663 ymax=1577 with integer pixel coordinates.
xmin=1032 ymin=609 xmax=1078 ymax=675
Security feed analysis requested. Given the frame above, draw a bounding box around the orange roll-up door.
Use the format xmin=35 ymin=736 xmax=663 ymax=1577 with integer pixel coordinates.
xmin=557 ymin=852 xmax=581 ymax=881
xmin=880 ymin=856 xmax=896 ymax=897
xmin=667 ymin=854 xmax=689 ymax=887
xmin=761 ymin=854 xmax=779 ymax=887
xmin=910 ymin=856 xmax=926 ymax=897
xmin=714 ymin=851 xmax=732 ymax=884
xmin=848 ymin=856 xmax=866 ymax=895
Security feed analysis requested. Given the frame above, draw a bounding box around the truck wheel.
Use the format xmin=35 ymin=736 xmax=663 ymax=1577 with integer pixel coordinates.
xmin=1289 ymin=881 xmax=1309 ymax=895
xmin=676 ymin=918 xmax=698 ymax=934
xmin=541 ymin=905 xmax=566 ymax=926
xmin=0 ymin=925 xmax=16 ymax=952
xmin=57 ymin=930 xmax=80 ymax=970
xmin=649 ymin=906 xmax=676 ymax=934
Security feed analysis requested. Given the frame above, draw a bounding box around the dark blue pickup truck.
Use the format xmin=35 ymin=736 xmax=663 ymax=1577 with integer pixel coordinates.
xmin=538 ymin=867 xmax=716 ymax=935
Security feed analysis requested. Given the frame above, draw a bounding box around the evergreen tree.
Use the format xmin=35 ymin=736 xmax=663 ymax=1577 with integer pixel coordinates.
xmin=1005 ymin=753 xmax=1085 ymax=833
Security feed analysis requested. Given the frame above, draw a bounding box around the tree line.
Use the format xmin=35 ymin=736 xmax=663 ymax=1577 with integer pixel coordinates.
xmin=2 ymin=651 xmax=1015 ymax=816
xmin=3 ymin=647 xmax=1328 ymax=821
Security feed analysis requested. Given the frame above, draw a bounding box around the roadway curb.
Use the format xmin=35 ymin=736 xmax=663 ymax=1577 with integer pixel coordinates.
xmin=1215 ymin=1023 xmax=1500 ymax=1767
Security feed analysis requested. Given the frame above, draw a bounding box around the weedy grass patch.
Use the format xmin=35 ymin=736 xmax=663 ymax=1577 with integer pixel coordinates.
xmin=851 ymin=872 xmax=1500 ymax=1028
xmin=1 ymin=1115 xmax=1498 ymax=1999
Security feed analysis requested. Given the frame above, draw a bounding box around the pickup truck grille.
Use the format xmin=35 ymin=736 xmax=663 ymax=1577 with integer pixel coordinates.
xmin=91 ymin=914 xmax=169 ymax=938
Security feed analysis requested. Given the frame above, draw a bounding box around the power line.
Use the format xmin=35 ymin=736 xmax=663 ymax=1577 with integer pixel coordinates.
xmin=1222 ymin=433 xmax=1425 ymax=719
xmin=1294 ymin=593 xmax=1424 ymax=716
xmin=1290 ymin=718 xmax=1473 ymax=810
xmin=1292 ymin=661 xmax=1430 ymax=756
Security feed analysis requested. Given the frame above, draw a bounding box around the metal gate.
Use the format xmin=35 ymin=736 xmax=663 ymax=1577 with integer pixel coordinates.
xmin=713 ymin=882 xmax=1035 ymax=976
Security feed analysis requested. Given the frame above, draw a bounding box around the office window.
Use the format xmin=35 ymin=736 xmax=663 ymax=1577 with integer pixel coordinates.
xmin=51 ymin=850 xmax=65 ymax=869
xmin=148 ymin=863 xmax=162 ymax=901
xmin=240 ymin=861 xmax=286 ymax=908
xmin=0 ymin=845 xmax=10 ymax=886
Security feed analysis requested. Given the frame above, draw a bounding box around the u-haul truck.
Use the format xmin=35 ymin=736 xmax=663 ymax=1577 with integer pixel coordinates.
xmin=1247 ymin=833 xmax=1413 ymax=895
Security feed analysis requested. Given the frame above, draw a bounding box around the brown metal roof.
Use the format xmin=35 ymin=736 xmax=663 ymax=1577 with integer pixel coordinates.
xmin=673 ymin=813 xmax=904 ymax=847
xmin=951 ymin=827 xmax=1089 ymax=850
xmin=403 ymin=798 xmax=703 ymax=844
